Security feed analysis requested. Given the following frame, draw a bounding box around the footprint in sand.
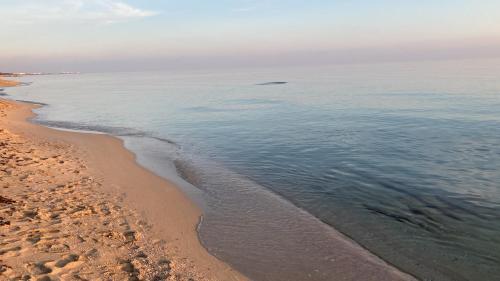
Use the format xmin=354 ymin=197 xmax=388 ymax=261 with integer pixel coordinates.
xmin=54 ymin=253 xmax=80 ymax=268
xmin=25 ymin=261 xmax=52 ymax=275
xmin=0 ymin=246 xmax=22 ymax=257
xmin=25 ymin=231 xmax=42 ymax=244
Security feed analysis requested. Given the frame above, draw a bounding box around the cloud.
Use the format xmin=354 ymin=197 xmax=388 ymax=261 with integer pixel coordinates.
xmin=1 ymin=0 xmax=158 ymax=24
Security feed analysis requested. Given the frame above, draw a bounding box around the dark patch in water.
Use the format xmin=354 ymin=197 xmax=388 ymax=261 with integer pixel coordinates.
xmin=150 ymin=136 xmax=178 ymax=146
xmin=184 ymin=106 xmax=243 ymax=113
xmin=434 ymin=195 xmax=488 ymax=220
xmin=364 ymin=204 xmax=413 ymax=223
xmin=408 ymin=208 xmax=439 ymax=223
xmin=225 ymin=98 xmax=284 ymax=106
xmin=363 ymin=204 xmax=441 ymax=234
xmin=38 ymin=120 xmax=132 ymax=135
xmin=173 ymin=159 xmax=202 ymax=188
xmin=16 ymin=99 xmax=48 ymax=106
xmin=369 ymin=179 xmax=472 ymax=224
xmin=37 ymin=120 xmax=179 ymax=148
xmin=256 ymin=81 xmax=288 ymax=85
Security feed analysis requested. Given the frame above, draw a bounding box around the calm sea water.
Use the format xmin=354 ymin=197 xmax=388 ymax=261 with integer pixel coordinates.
xmin=6 ymin=59 xmax=500 ymax=281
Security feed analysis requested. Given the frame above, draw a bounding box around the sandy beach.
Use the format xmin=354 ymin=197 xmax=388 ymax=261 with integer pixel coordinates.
xmin=2 ymin=2 xmax=498 ymax=280
xmin=0 ymin=96 xmax=246 ymax=280
xmin=0 ymin=79 xmax=20 ymax=88
xmin=0 ymin=81 xmax=421 ymax=281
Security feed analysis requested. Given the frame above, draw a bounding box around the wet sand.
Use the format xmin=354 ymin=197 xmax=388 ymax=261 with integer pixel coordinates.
xmin=0 ymin=98 xmax=246 ymax=281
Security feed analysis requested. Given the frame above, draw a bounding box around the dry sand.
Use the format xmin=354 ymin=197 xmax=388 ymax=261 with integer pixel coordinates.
xmin=0 ymin=99 xmax=247 ymax=281
xmin=0 ymin=79 xmax=20 ymax=87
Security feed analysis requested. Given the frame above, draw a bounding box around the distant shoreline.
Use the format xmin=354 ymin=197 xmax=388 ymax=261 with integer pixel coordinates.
xmin=0 ymin=77 xmax=20 ymax=87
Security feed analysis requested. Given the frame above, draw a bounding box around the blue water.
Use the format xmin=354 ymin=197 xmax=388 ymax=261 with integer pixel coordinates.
xmin=6 ymin=59 xmax=500 ymax=281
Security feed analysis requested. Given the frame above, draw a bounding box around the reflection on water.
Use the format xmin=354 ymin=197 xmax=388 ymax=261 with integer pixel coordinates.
xmin=6 ymin=59 xmax=500 ymax=281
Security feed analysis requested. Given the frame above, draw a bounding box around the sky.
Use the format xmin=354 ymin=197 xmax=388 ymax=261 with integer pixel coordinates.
xmin=1 ymin=0 xmax=500 ymax=72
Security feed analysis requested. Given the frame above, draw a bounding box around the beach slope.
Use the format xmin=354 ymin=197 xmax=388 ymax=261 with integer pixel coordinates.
xmin=0 ymin=99 xmax=246 ymax=280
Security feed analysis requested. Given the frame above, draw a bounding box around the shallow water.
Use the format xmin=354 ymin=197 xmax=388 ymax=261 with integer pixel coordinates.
xmin=6 ymin=59 xmax=500 ymax=281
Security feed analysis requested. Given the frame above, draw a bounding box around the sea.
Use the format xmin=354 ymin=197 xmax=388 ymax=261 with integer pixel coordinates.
xmin=5 ymin=58 xmax=500 ymax=281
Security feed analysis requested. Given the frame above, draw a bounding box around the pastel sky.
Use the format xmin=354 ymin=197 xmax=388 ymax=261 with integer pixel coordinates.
xmin=2 ymin=0 xmax=500 ymax=72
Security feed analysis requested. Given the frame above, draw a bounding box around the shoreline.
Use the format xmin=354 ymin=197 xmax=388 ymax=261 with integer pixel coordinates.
xmin=0 ymin=78 xmax=417 ymax=280
xmin=0 ymin=98 xmax=247 ymax=280
xmin=0 ymin=78 xmax=21 ymax=87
